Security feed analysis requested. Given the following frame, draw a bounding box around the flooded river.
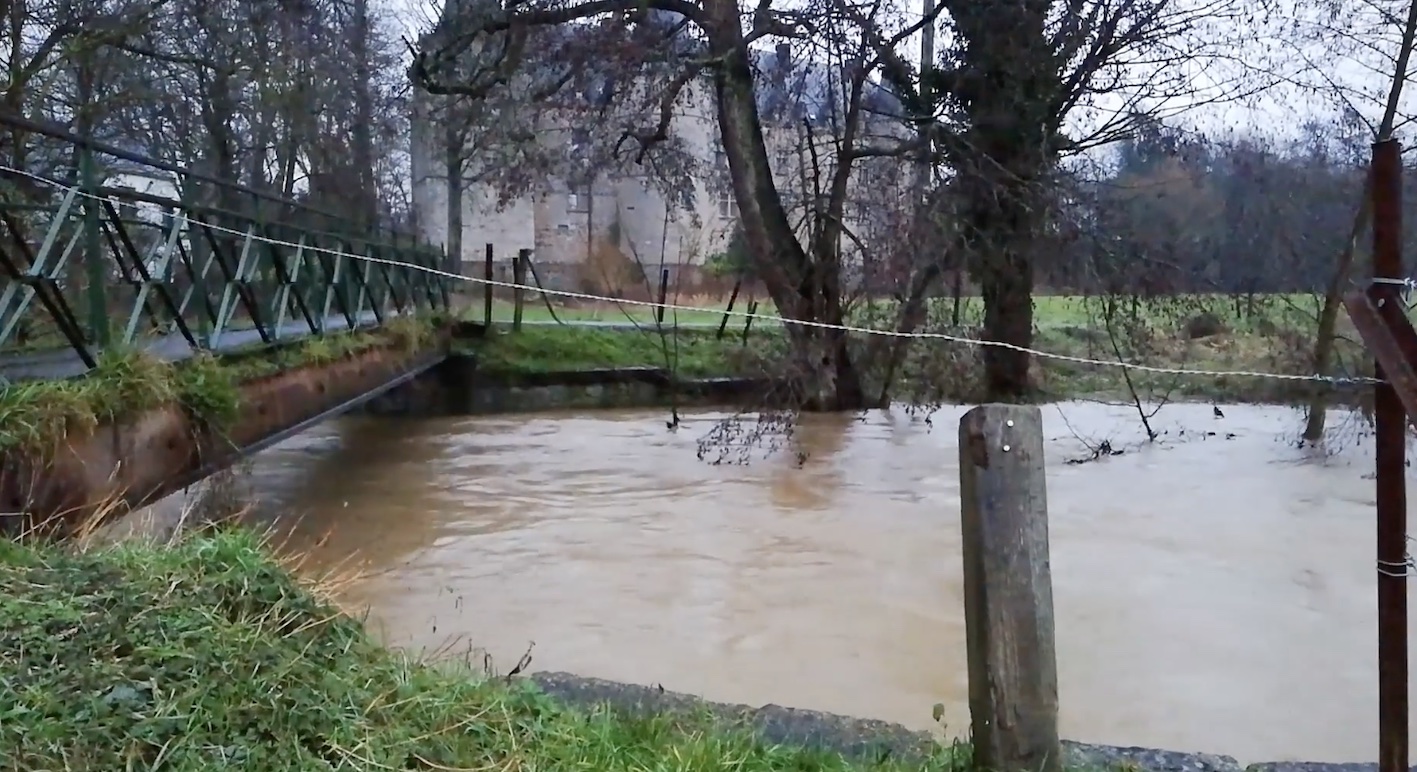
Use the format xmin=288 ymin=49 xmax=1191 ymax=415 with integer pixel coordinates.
xmin=224 ymin=402 xmax=1412 ymax=764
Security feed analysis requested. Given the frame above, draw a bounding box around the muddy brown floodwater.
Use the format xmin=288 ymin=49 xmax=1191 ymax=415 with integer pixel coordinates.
xmin=231 ymin=402 xmax=1417 ymax=765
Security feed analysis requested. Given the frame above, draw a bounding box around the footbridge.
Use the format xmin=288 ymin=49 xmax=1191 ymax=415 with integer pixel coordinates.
xmin=0 ymin=115 xmax=455 ymax=535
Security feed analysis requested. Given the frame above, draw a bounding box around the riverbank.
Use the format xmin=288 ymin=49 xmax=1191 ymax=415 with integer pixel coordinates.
xmin=0 ymin=526 xmax=1380 ymax=772
xmin=468 ymin=321 xmax=1365 ymax=406
xmin=0 ymin=318 xmax=439 ymax=456
xmin=0 ymin=528 xmax=965 ymax=771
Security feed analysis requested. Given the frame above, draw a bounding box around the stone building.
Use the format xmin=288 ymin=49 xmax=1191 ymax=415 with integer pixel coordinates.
xmin=410 ymin=11 xmax=912 ymax=296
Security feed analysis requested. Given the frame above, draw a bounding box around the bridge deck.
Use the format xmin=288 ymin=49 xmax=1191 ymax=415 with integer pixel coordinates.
xmin=0 ymin=312 xmax=389 ymax=382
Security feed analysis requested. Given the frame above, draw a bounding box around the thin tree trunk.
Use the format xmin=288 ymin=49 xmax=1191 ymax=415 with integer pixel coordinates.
xmin=702 ymin=1 xmax=867 ymax=410
xmin=444 ymin=97 xmax=464 ymax=276
xmin=1303 ymin=0 xmax=1417 ymax=442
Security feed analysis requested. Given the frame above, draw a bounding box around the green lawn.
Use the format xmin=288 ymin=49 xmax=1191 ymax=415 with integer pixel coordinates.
xmin=0 ymin=528 xmax=967 ymax=771
xmin=471 ymin=324 xmax=782 ymax=378
xmin=464 ymin=298 xmax=1364 ymax=404
xmin=474 ymin=297 xmax=763 ymax=326
xmin=462 ymin=292 xmax=1330 ymax=335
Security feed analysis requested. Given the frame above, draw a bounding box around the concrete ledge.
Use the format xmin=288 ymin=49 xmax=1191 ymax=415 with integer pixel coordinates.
xmin=364 ymin=358 xmax=781 ymax=416
xmin=524 ymin=672 xmax=1379 ymax=772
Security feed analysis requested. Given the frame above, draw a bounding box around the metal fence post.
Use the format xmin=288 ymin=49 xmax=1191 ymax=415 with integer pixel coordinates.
xmin=79 ymin=141 xmax=108 ymax=349
xmin=1371 ymin=137 xmax=1409 ymax=772
xmin=484 ymin=243 xmax=494 ymax=327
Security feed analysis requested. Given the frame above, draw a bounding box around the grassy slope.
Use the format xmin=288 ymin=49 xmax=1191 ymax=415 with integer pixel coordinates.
xmin=0 ymin=530 xmax=963 ymax=772
xmin=0 ymin=320 xmax=438 ymax=456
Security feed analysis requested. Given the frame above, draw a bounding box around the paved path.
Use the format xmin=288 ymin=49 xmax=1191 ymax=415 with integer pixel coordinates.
xmin=0 ymin=311 xmax=386 ymax=382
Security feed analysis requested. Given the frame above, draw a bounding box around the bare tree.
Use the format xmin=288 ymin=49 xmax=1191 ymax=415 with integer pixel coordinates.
xmin=411 ymin=0 xmax=1274 ymax=409
xmin=1296 ymin=0 xmax=1417 ymax=442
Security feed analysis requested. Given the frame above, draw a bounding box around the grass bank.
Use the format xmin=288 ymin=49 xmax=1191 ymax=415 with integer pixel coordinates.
xmin=477 ymin=291 xmax=1327 ymax=331
xmin=471 ymin=324 xmax=784 ymax=379
xmin=0 ymin=317 xmax=439 ymax=456
xmin=0 ymin=528 xmax=964 ymax=771
xmin=469 ymin=317 xmax=1366 ymax=405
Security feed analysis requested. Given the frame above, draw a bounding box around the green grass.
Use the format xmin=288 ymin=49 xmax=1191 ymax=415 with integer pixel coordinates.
xmin=482 ymin=298 xmax=739 ymax=326
xmin=0 ymin=528 xmax=967 ymax=771
xmin=0 ymin=317 xmax=442 ymax=457
xmin=471 ymin=292 xmax=1332 ymax=333
xmin=472 ymin=324 xmax=783 ymax=378
xmin=465 ymin=293 xmax=1368 ymax=405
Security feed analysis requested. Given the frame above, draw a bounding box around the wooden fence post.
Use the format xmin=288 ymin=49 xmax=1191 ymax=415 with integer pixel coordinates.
xmin=513 ymin=248 xmax=528 ymax=332
xmin=957 ymin=404 xmax=1061 ymax=772
xmin=717 ymin=278 xmax=742 ymax=340
xmin=483 ymin=243 xmax=494 ymax=328
xmin=656 ymin=267 xmax=670 ymax=326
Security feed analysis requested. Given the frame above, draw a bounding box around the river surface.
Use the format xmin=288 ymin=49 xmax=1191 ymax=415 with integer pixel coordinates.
xmin=214 ymin=402 xmax=1413 ymax=764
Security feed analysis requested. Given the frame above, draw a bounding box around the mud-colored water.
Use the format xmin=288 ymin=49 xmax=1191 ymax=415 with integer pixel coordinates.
xmin=223 ymin=402 xmax=1412 ymax=764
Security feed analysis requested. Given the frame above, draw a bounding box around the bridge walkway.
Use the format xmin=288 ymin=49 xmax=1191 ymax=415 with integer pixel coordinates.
xmin=0 ymin=112 xmax=450 ymax=386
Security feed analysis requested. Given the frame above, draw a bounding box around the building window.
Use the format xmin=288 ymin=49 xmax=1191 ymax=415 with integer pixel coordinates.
xmin=567 ymin=127 xmax=594 ymax=215
xmin=713 ymin=150 xmax=735 ymax=219
xmin=570 ymin=128 xmax=591 ymax=158
xmin=567 ymin=180 xmax=590 ymax=213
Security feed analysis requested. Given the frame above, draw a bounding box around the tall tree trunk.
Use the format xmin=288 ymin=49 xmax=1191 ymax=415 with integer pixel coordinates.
xmin=946 ymin=0 xmax=1054 ymax=400
xmin=444 ymin=98 xmax=464 ymax=277
xmin=349 ymin=0 xmax=379 ymax=226
xmin=977 ymin=239 xmax=1035 ymax=398
xmin=956 ymin=164 xmax=1042 ymax=399
xmin=702 ymin=0 xmax=866 ymax=410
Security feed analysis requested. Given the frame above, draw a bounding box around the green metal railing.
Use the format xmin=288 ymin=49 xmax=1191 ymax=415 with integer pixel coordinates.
xmin=0 ymin=112 xmax=450 ymax=373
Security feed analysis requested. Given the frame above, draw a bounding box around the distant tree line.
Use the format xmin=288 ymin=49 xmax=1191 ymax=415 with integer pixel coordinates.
xmin=1046 ymin=115 xmax=1406 ymax=297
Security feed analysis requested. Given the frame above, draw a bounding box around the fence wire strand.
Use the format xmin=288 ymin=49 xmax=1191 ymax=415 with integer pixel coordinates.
xmin=0 ymin=163 xmax=1383 ymax=386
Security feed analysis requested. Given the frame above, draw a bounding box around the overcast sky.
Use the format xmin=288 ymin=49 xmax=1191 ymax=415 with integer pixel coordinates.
xmin=387 ymin=0 xmax=1416 ymax=154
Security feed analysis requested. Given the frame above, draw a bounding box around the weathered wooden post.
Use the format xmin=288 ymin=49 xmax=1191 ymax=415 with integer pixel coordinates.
xmin=656 ymin=267 xmax=670 ymax=326
xmin=717 ymin=278 xmax=742 ymax=340
xmin=483 ymin=243 xmax=494 ymax=328
xmin=513 ymin=248 xmax=528 ymax=332
xmin=958 ymin=404 xmax=1061 ymax=772
xmin=740 ymin=299 xmax=757 ymax=345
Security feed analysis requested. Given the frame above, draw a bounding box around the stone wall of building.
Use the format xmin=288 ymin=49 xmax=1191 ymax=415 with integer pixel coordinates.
xmin=409 ymin=70 xmax=912 ymax=298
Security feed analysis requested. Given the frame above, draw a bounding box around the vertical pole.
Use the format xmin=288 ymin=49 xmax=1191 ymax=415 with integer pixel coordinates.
xmin=513 ymin=248 xmax=527 ymax=332
xmin=79 ymin=142 xmax=108 ymax=349
xmin=740 ymin=299 xmax=757 ymax=346
xmin=484 ymin=243 xmax=494 ymax=328
xmin=717 ymin=278 xmax=743 ymax=340
xmin=958 ymin=404 xmax=1061 ymax=772
xmin=656 ymin=267 xmax=670 ymax=326
xmin=1371 ymin=137 xmax=1409 ymax=772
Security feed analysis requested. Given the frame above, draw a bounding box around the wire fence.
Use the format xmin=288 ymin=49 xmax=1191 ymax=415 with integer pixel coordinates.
xmin=4 ymin=147 xmax=1414 ymax=772
xmin=0 ymin=162 xmax=1384 ymax=389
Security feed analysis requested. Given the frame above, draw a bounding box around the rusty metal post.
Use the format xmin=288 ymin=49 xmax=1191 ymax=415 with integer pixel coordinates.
xmin=1371 ymin=137 xmax=1409 ymax=772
